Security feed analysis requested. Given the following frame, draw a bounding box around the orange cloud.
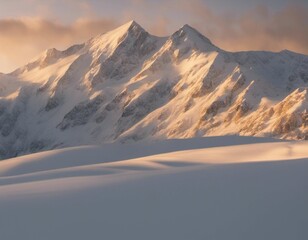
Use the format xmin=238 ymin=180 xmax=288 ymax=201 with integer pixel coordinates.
xmin=0 ymin=2 xmax=307 ymax=73
xmin=0 ymin=17 xmax=118 ymax=73
xmin=181 ymin=1 xmax=308 ymax=54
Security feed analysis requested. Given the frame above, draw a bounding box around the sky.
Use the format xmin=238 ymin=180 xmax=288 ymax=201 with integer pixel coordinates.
xmin=0 ymin=0 xmax=307 ymax=73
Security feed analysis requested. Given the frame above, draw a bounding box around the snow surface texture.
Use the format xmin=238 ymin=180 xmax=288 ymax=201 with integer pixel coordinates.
xmin=0 ymin=21 xmax=308 ymax=159
xmin=0 ymin=136 xmax=308 ymax=240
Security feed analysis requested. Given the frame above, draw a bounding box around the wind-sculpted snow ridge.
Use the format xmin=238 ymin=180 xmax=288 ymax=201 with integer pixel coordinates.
xmin=0 ymin=20 xmax=307 ymax=159
xmin=0 ymin=136 xmax=308 ymax=240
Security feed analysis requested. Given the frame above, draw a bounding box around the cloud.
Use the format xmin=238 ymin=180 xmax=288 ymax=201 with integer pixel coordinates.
xmin=180 ymin=1 xmax=308 ymax=54
xmin=0 ymin=1 xmax=307 ymax=73
xmin=0 ymin=17 xmax=118 ymax=72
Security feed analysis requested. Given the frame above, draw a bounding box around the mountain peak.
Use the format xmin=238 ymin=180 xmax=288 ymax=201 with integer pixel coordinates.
xmin=170 ymin=24 xmax=218 ymax=52
xmin=116 ymin=20 xmax=146 ymax=35
xmin=127 ymin=20 xmax=146 ymax=34
xmin=127 ymin=20 xmax=140 ymax=27
xmin=85 ymin=20 xmax=150 ymax=57
xmin=181 ymin=24 xmax=195 ymax=31
xmin=179 ymin=24 xmax=213 ymax=44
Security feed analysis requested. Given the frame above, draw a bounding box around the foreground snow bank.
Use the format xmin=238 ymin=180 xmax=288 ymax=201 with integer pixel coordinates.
xmin=0 ymin=136 xmax=307 ymax=240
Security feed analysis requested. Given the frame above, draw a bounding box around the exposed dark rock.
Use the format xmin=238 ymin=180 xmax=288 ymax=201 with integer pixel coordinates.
xmin=29 ymin=140 xmax=47 ymax=153
xmin=105 ymin=90 xmax=128 ymax=111
xmin=58 ymin=95 xmax=104 ymax=130
xmin=202 ymin=95 xmax=232 ymax=119
xmin=45 ymin=96 xmax=60 ymax=111
xmin=232 ymin=74 xmax=246 ymax=93
xmin=116 ymin=79 xmax=176 ymax=136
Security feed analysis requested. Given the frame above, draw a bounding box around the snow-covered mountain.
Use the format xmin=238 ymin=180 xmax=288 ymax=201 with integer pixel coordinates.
xmin=0 ymin=20 xmax=307 ymax=159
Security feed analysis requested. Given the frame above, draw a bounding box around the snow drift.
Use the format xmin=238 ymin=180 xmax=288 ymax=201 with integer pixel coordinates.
xmin=0 ymin=136 xmax=307 ymax=240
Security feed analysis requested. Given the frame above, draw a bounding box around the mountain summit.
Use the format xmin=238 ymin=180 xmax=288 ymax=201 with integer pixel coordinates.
xmin=0 ymin=21 xmax=307 ymax=159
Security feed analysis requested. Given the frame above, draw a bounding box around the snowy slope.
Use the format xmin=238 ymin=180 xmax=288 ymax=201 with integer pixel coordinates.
xmin=0 ymin=136 xmax=308 ymax=240
xmin=0 ymin=21 xmax=307 ymax=159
